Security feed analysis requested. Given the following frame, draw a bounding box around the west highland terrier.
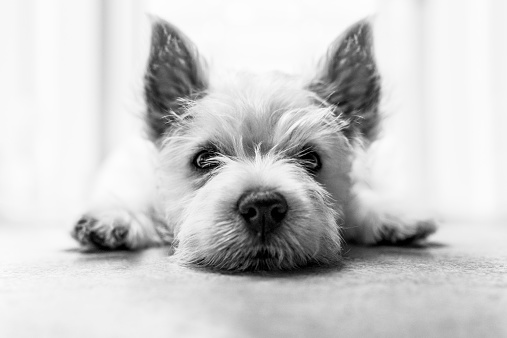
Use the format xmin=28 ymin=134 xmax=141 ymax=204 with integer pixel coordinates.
xmin=72 ymin=17 xmax=437 ymax=270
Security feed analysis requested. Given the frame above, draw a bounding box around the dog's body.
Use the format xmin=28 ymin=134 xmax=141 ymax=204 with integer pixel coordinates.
xmin=73 ymin=18 xmax=436 ymax=270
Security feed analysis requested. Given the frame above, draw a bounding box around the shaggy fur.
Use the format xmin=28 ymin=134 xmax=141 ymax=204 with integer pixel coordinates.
xmin=72 ymin=17 xmax=436 ymax=271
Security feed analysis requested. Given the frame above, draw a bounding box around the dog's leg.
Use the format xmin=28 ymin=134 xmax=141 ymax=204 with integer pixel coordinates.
xmin=341 ymin=143 xmax=437 ymax=245
xmin=342 ymin=176 xmax=437 ymax=245
xmin=72 ymin=139 xmax=169 ymax=250
xmin=74 ymin=18 xmax=207 ymax=250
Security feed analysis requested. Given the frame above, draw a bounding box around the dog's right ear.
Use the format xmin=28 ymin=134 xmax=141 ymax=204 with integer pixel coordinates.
xmin=144 ymin=18 xmax=208 ymax=140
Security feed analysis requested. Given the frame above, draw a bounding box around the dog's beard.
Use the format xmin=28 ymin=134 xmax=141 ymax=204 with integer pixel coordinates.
xmin=163 ymin=155 xmax=343 ymax=271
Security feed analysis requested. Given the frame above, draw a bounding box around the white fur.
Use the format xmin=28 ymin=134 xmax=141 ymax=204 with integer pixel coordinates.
xmin=73 ymin=72 xmax=436 ymax=269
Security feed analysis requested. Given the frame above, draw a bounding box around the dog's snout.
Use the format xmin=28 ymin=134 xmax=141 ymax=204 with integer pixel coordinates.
xmin=238 ymin=191 xmax=288 ymax=236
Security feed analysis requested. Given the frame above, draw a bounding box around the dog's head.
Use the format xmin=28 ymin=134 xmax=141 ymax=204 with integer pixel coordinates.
xmin=145 ymin=18 xmax=381 ymax=270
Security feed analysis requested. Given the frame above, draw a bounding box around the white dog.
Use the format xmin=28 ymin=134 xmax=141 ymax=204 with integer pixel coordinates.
xmin=72 ymin=18 xmax=436 ymax=271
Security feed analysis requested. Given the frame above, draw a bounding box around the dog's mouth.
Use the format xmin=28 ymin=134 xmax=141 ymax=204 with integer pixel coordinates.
xmin=236 ymin=247 xmax=282 ymax=271
xmin=251 ymin=247 xmax=277 ymax=260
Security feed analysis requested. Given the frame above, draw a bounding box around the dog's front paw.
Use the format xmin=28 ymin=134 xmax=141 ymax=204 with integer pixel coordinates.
xmin=376 ymin=217 xmax=437 ymax=245
xmin=72 ymin=212 xmax=131 ymax=250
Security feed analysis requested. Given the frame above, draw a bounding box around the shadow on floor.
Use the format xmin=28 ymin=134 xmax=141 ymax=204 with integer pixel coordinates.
xmin=343 ymin=240 xmax=448 ymax=261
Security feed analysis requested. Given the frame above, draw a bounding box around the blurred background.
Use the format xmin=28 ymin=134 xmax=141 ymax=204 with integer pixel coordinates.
xmin=0 ymin=0 xmax=506 ymax=227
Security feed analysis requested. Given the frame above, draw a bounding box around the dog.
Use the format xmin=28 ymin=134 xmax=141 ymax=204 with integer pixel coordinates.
xmin=72 ymin=17 xmax=437 ymax=271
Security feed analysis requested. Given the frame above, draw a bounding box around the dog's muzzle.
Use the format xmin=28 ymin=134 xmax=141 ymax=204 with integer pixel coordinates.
xmin=237 ymin=190 xmax=288 ymax=239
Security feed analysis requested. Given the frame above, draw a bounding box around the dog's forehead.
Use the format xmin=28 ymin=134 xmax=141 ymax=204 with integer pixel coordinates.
xmin=187 ymin=73 xmax=338 ymax=154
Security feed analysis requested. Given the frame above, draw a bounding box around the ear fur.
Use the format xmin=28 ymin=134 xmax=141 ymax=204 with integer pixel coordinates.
xmin=144 ymin=18 xmax=208 ymax=140
xmin=309 ymin=19 xmax=381 ymax=141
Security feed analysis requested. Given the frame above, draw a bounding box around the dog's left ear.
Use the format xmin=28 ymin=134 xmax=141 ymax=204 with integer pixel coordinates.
xmin=144 ymin=18 xmax=208 ymax=141
xmin=309 ymin=19 xmax=381 ymax=141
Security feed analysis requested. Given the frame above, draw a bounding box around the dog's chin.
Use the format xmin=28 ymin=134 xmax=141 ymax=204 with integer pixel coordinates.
xmin=186 ymin=251 xmax=340 ymax=272
xmin=173 ymin=227 xmax=342 ymax=272
xmin=176 ymin=249 xmax=306 ymax=272
xmin=187 ymin=248 xmax=285 ymax=271
xmin=231 ymin=248 xmax=339 ymax=272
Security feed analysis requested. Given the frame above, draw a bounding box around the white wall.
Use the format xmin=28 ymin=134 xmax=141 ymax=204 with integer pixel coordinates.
xmin=1 ymin=0 xmax=506 ymax=226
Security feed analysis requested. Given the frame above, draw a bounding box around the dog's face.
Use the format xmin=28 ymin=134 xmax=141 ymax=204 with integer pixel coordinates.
xmin=157 ymin=75 xmax=352 ymax=270
xmin=145 ymin=19 xmax=380 ymax=270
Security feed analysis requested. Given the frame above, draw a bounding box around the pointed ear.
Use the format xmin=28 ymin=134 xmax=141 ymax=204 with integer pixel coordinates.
xmin=309 ymin=19 xmax=381 ymax=140
xmin=144 ymin=18 xmax=208 ymax=140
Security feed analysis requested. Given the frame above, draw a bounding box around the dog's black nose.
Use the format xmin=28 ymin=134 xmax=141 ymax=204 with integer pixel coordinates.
xmin=238 ymin=191 xmax=288 ymax=236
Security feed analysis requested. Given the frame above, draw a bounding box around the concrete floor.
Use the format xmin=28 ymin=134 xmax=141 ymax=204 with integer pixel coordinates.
xmin=0 ymin=223 xmax=506 ymax=338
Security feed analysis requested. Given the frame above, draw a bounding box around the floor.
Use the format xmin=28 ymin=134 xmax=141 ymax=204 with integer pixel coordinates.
xmin=0 ymin=223 xmax=506 ymax=338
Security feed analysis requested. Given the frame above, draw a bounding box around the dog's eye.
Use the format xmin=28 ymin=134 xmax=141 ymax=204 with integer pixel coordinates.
xmin=193 ymin=149 xmax=220 ymax=170
xmin=298 ymin=150 xmax=322 ymax=173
